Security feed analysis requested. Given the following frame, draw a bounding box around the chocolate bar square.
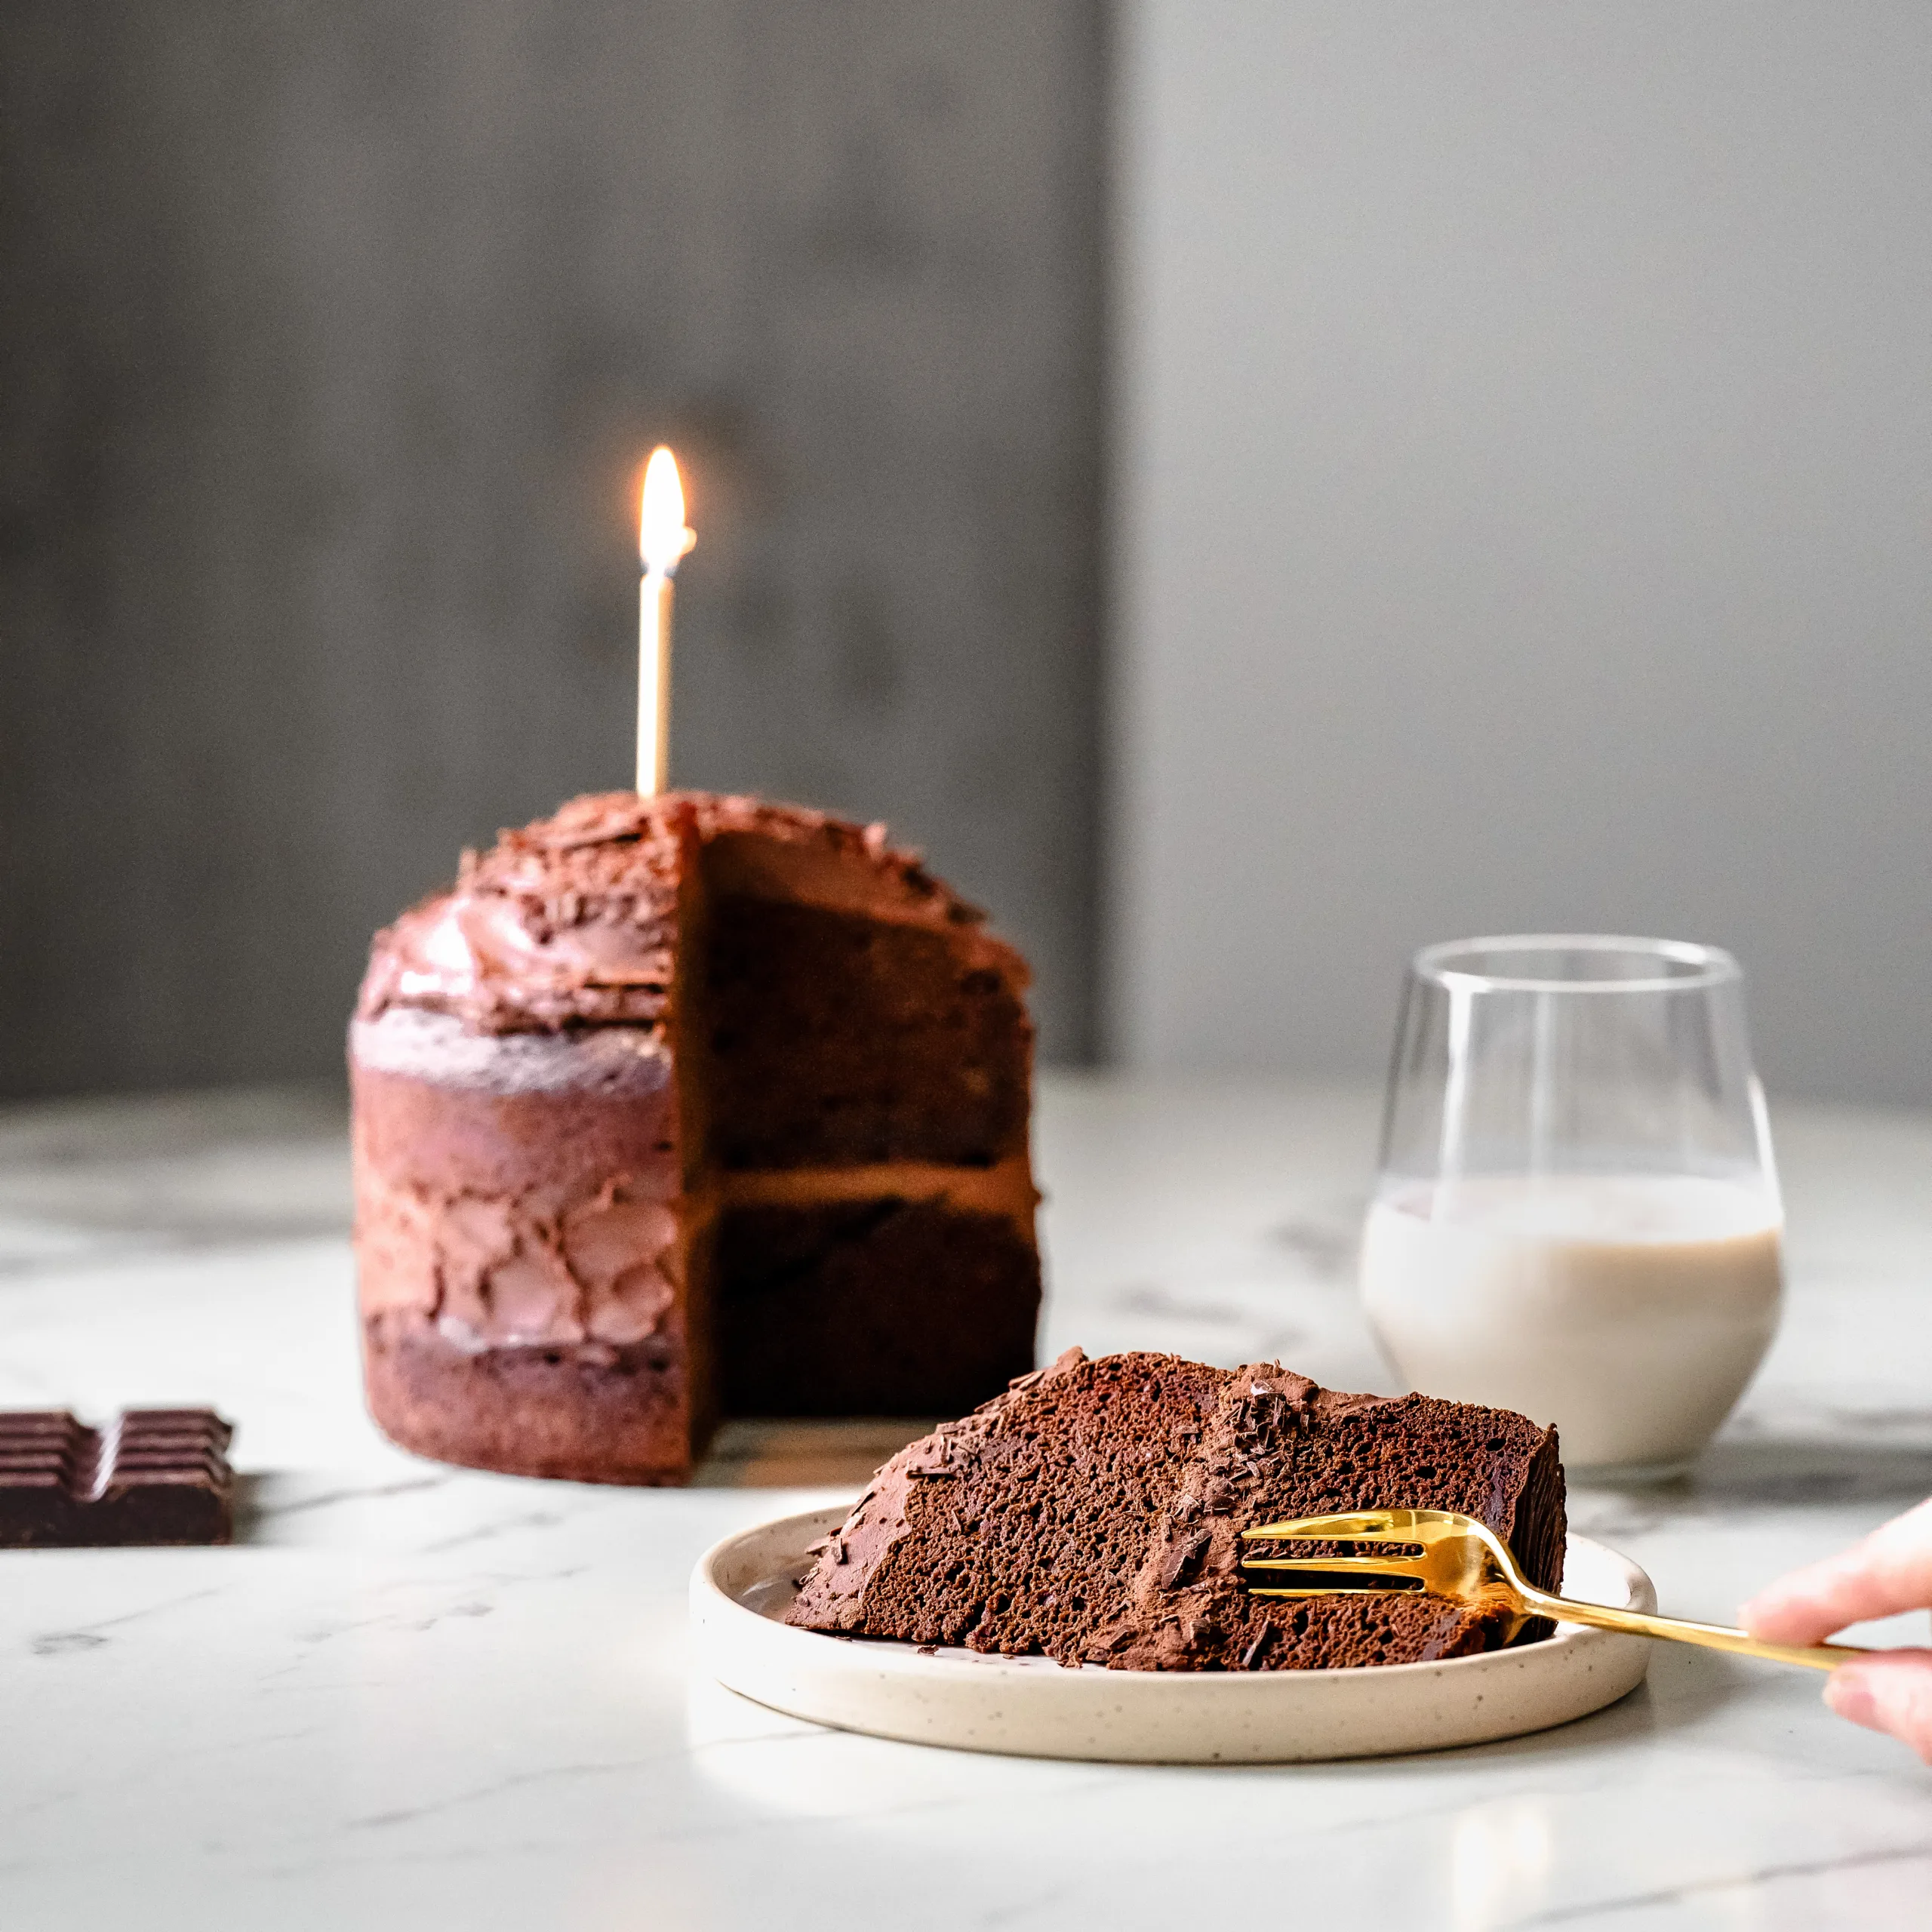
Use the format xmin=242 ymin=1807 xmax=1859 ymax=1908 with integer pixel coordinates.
xmin=0 ymin=1410 xmax=235 ymax=1547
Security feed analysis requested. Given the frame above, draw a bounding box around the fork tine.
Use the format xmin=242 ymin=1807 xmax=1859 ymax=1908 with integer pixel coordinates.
xmin=1238 ymin=1555 xmax=1427 ymax=1577
xmin=1247 ymin=1583 xmax=1426 ymax=1598
xmin=1241 ymin=1509 xmax=1434 ymax=1543
xmin=1240 ymin=1547 xmax=1432 ymax=1601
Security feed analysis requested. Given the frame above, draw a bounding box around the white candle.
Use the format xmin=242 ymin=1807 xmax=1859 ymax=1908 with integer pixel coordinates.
xmin=636 ymin=445 xmax=696 ymax=795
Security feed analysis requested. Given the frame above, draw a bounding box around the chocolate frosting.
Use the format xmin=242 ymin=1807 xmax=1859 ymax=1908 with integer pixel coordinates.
xmin=357 ymin=790 xmax=1015 ymax=1036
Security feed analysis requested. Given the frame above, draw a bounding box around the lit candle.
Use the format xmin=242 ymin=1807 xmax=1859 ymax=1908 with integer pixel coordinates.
xmin=636 ymin=445 xmax=697 ymax=795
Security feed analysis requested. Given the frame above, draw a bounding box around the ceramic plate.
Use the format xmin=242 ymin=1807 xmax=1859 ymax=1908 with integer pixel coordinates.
xmin=689 ymin=1506 xmax=1654 ymax=1764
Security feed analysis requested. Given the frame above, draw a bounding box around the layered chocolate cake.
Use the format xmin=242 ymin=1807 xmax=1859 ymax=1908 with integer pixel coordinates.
xmin=351 ymin=791 xmax=1039 ymax=1484
xmin=787 ymin=1347 xmax=1564 ymax=1669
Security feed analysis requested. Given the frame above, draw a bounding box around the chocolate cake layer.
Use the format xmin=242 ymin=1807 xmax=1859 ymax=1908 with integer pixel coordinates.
xmin=786 ymin=1349 xmax=1565 ymax=1670
xmin=362 ymin=1312 xmax=694 ymax=1484
xmin=0 ymin=1410 xmax=235 ymax=1547
xmin=706 ymin=898 xmax=1030 ymax=1170
xmin=351 ymin=1038 xmax=687 ymax=1344
xmin=717 ymin=1201 xmax=1041 ymax=1416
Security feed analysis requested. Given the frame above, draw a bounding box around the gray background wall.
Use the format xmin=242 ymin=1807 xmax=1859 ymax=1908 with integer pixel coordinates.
xmin=13 ymin=2 xmax=1930 ymax=1107
xmin=1 ymin=2 xmax=1106 ymax=1097
xmin=1112 ymin=1 xmax=1932 ymax=1105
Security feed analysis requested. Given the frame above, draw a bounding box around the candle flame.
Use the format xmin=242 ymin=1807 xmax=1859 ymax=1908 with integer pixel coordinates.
xmin=639 ymin=446 xmax=696 ymax=577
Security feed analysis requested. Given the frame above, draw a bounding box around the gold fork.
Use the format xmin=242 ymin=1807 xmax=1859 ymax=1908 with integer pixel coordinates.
xmin=1241 ymin=1509 xmax=1861 ymax=1671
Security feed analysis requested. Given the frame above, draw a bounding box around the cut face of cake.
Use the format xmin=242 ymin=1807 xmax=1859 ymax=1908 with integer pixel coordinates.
xmin=786 ymin=1348 xmax=1565 ymax=1669
xmin=350 ymin=792 xmax=1040 ymax=1484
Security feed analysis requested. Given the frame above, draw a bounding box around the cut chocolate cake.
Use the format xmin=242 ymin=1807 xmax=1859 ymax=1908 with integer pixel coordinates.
xmin=351 ymin=791 xmax=1039 ymax=1484
xmin=786 ymin=1348 xmax=1564 ymax=1669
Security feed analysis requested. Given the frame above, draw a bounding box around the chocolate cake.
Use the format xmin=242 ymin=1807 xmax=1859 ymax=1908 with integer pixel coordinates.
xmin=786 ymin=1347 xmax=1565 ymax=1669
xmin=350 ymin=791 xmax=1039 ymax=1484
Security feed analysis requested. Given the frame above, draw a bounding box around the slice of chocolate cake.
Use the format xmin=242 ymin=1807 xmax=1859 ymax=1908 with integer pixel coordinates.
xmin=351 ymin=791 xmax=1040 ymax=1484
xmin=786 ymin=1348 xmax=1565 ymax=1669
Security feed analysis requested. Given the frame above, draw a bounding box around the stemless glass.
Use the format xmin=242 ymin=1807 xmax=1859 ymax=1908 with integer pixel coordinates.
xmin=1360 ymin=936 xmax=1783 ymax=1481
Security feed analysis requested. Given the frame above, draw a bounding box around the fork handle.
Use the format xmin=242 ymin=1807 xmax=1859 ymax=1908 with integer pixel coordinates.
xmin=1518 ymin=1588 xmax=1860 ymax=1672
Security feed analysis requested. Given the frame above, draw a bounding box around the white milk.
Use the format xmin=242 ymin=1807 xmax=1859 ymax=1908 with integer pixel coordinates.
xmin=1361 ymin=1174 xmax=1783 ymax=1472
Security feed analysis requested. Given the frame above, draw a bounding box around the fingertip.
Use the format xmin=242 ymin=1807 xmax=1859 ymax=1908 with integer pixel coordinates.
xmin=1824 ymin=1666 xmax=1876 ymax=1730
xmin=1739 ymin=1590 xmax=1823 ymax=1647
xmin=1824 ymin=1651 xmax=1932 ymax=1764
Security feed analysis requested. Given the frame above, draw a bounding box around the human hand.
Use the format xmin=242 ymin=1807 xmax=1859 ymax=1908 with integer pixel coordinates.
xmin=1740 ymin=1496 xmax=1932 ymax=1762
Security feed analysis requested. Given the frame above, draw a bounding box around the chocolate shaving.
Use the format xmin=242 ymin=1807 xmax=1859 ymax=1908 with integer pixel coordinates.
xmin=1157 ymin=1530 xmax=1212 ymax=1591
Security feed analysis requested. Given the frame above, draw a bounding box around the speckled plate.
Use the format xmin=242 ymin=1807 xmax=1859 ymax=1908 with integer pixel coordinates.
xmin=689 ymin=1506 xmax=1654 ymax=1763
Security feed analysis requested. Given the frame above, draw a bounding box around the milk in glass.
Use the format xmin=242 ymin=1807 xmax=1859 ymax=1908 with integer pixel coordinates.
xmin=1361 ymin=1174 xmax=1783 ymax=1472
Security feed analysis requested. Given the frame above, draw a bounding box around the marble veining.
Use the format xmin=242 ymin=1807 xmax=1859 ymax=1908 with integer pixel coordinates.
xmin=2 ymin=1076 xmax=1929 ymax=1930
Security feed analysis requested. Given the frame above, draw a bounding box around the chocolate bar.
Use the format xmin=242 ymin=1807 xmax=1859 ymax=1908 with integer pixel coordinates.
xmin=0 ymin=1409 xmax=234 ymax=1547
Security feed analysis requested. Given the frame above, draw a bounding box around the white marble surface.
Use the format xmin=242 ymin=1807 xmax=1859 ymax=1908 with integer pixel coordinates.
xmin=3 ymin=1076 xmax=1930 ymax=1929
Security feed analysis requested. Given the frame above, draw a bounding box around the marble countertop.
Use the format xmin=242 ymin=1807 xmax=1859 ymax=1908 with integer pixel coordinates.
xmin=4 ymin=1076 xmax=1930 ymax=1930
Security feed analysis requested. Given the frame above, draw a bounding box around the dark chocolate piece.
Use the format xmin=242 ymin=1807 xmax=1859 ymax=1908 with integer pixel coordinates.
xmin=0 ymin=1410 xmax=234 ymax=1548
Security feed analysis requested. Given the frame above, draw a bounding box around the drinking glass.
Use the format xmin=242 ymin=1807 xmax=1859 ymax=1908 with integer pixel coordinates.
xmin=1360 ymin=936 xmax=1783 ymax=1481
